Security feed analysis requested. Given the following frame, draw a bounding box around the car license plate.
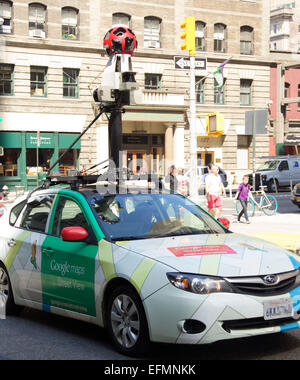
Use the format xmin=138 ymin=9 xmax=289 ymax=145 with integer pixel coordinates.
xmin=263 ymin=298 xmax=293 ymax=320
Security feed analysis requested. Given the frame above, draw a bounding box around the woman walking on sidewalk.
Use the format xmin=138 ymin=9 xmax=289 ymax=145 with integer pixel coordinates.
xmin=235 ymin=175 xmax=252 ymax=224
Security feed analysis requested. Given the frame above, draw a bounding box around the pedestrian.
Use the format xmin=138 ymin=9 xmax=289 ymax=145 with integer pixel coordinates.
xmin=165 ymin=165 xmax=178 ymax=193
xmin=205 ymin=164 xmax=226 ymax=219
xmin=177 ymin=168 xmax=189 ymax=197
xmin=234 ymin=175 xmax=252 ymax=224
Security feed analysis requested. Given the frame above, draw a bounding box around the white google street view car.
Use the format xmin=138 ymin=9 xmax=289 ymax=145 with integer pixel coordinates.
xmin=0 ymin=183 xmax=300 ymax=356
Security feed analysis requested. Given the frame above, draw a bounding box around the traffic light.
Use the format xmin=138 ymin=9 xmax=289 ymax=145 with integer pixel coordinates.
xmin=206 ymin=113 xmax=224 ymax=137
xmin=180 ymin=17 xmax=196 ymax=56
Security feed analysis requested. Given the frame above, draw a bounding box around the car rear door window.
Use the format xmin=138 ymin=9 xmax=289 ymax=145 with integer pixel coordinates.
xmin=51 ymin=197 xmax=89 ymax=237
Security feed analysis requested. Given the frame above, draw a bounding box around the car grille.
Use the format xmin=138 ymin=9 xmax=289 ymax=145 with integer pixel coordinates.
xmin=222 ymin=316 xmax=299 ymax=333
xmin=225 ymin=269 xmax=299 ymax=297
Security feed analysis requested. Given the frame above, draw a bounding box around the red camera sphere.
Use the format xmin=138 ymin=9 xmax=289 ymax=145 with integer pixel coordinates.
xmin=103 ymin=26 xmax=137 ymax=56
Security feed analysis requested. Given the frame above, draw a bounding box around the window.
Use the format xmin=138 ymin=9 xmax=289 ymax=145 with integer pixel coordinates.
xmin=196 ymin=21 xmax=206 ymax=51
xmin=0 ymin=1 xmax=12 ymax=34
xmin=144 ymin=16 xmax=161 ymax=48
xmin=20 ymin=194 xmax=55 ymax=233
xmin=29 ymin=3 xmax=46 ymax=37
xmin=214 ymin=79 xmax=225 ymax=104
xmin=0 ymin=64 xmax=13 ymax=95
xmin=145 ymin=73 xmax=162 ymax=90
xmin=63 ymin=68 xmax=79 ymax=98
xmin=214 ymin=23 xmax=226 ymax=53
xmin=62 ymin=7 xmax=78 ymax=39
xmin=298 ymin=84 xmax=300 ymax=108
xmin=240 ymin=26 xmax=253 ymax=55
xmin=112 ymin=12 xmax=130 ymax=27
xmin=0 ymin=147 xmax=20 ymax=176
xmin=9 ymin=201 xmax=26 ymax=226
xmin=52 ymin=197 xmax=89 ymax=236
xmin=284 ymin=82 xmax=290 ymax=98
xmin=279 ymin=160 xmax=289 ymax=171
xmin=30 ymin=66 xmax=47 ymax=97
xmin=240 ymin=79 xmax=252 ymax=105
xmin=195 ymin=76 xmax=205 ymax=104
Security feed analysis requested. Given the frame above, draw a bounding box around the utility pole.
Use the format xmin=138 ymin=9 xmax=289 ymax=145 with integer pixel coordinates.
xmin=276 ymin=63 xmax=285 ymax=155
xmin=180 ymin=17 xmax=198 ymax=199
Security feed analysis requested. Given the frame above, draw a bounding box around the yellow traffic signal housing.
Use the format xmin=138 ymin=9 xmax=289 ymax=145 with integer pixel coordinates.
xmin=180 ymin=17 xmax=196 ymax=56
xmin=206 ymin=113 xmax=224 ymax=137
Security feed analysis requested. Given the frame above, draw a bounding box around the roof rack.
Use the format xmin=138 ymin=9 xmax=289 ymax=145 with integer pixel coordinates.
xmin=42 ymin=170 xmax=164 ymax=191
xmin=260 ymin=155 xmax=300 ymax=159
xmin=44 ymin=174 xmax=101 ymax=190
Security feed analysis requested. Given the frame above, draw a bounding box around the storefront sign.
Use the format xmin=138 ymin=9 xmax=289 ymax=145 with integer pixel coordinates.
xmin=26 ymin=133 xmax=54 ymax=148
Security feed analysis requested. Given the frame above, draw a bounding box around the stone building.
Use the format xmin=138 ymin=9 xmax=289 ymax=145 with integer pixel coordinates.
xmin=0 ymin=0 xmax=272 ymax=190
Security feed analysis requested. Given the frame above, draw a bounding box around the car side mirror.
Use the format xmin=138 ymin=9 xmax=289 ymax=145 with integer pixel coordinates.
xmin=61 ymin=226 xmax=89 ymax=242
xmin=218 ymin=217 xmax=230 ymax=229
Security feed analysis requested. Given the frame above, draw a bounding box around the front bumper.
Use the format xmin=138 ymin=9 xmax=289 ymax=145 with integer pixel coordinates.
xmin=291 ymin=192 xmax=300 ymax=206
xmin=144 ymin=284 xmax=300 ymax=345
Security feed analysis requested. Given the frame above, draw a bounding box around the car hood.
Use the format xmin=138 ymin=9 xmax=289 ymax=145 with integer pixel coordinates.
xmin=115 ymin=233 xmax=300 ymax=277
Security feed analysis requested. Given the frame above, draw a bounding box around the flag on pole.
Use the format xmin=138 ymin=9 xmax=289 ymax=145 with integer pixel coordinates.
xmin=213 ymin=58 xmax=231 ymax=89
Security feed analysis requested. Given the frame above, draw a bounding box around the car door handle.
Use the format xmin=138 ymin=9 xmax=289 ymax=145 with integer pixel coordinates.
xmin=42 ymin=247 xmax=54 ymax=255
xmin=7 ymin=238 xmax=16 ymax=248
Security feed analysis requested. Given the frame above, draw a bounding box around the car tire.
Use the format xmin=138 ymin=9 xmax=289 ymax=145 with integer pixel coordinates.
xmin=106 ymin=285 xmax=150 ymax=357
xmin=0 ymin=263 xmax=23 ymax=316
xmin=267 ymin=179 xmax=278 ymax=193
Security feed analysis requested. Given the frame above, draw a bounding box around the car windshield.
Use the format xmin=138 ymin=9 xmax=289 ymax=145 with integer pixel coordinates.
xmin=257 ymin=160 xmax=279 ymax=171
xmin=89 ymin=192 xmax=225 ymax=241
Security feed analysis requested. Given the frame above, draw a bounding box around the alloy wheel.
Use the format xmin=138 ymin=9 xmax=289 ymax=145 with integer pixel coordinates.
xmin=0 ymin=266 xmax=9 ymax=300
xmin=110 ymin=294 xmax=140 ymax=349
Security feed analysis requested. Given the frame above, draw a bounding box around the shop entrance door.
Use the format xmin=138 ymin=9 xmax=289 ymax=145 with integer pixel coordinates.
xmin=126 ymin=152 xmax=147 ymax=174
xmin=197 ymin=151 xmax=215 ymax=167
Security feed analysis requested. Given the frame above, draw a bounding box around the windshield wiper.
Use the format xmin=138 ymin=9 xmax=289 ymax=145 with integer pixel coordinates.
xmin=112 ymin=236 xmax=149 ymax=242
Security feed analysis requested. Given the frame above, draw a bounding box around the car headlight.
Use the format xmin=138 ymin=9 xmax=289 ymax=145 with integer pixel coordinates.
xmin=167 ymin=273 xmax=234 ymax=294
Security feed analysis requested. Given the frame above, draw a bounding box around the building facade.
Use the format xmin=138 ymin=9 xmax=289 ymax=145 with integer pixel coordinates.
xmin=0 ymin=0 xmax=272 ymax=190
xmin=269 ymin=0 xmax=300 ymax=156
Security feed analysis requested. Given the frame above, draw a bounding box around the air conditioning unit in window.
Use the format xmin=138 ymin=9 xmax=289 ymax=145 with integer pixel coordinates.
xmin=30 ymin=29 xmax=45 ymax=38
xmin=144 ymin=40 xmax=161 ymax=48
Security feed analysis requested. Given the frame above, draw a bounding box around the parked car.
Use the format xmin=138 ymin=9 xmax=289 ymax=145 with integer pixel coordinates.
xmin=1 ymin=179 xmax=300 ymax=356
xmin=291 ymin=183 xmax=300 ymax=208
xmin=248 ymin=156 xmax=300 ymax=192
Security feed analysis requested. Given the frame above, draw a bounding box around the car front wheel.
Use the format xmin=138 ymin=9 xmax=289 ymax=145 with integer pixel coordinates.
xmin=107 ymin=285 xmax=149 ymax=357
xmin=0 ymin=264 xmax=22 ymax=315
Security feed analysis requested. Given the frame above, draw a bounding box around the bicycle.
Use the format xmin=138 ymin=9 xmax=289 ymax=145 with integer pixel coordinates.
xmin=235 ymin=186 xmax=278 ymax=218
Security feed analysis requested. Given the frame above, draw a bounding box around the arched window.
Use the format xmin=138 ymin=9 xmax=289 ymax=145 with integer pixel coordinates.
xmin=214 ymin=23 xmax=226 ymax=53
xmin=112 ymin=12 xmax=131 ymax=27
xmin=62 ymin=7 xmax=78 ymax=39
xmin=240 ymin=26 xmax=253 ymax=55
xmin=29 ymin=3 xmax=46 ymax=37
xmin=0 ymin=1 xmax=12 ymax=34
xmin=144 ymin=16 xmax=161 ymax=48
xmin=195 ymin=21 xmax=206 ymax=51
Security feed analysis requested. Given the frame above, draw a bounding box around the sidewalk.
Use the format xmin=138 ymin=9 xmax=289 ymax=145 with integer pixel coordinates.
xmin=229 ymin=213 xmax=300 ymax=254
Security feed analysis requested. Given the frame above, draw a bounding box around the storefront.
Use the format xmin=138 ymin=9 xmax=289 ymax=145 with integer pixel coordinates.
xmin=0 ymin=131 xmax=80 ymax=190
xmin=97 ymin=107 xmax=186 ymax=176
